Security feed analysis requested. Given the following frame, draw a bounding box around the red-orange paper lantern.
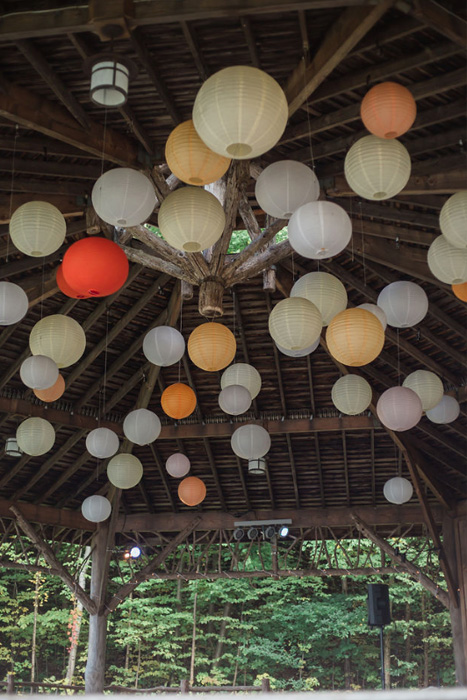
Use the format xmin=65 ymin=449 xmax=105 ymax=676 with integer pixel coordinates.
xmin=61 ymin=237 xmax=129 ymax=297
xmin=452 ymin=282 xmax=467 ymax=302
xmin=33 ymin=373 xmax=65 ymax=402
xmin=56 ymin=264 xmax=90 ymax=299
xmin=161 ymin=383 xmax=197 ymax=419
xmin=361 ymin=82 xmax=416 ymax=139
xmin=178 ymin=476 xmax=206 ymax=506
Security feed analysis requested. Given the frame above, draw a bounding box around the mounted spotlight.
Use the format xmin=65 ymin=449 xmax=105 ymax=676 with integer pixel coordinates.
xmin=264 ymin=525 xmax=276 ymax=540
xmin=279 ymin=526 xmax=289 ymax=538
xmin=130 ymin=545 xmax=142 ymax=559
xmin=84 ymin=53 xmax=137 ymax=107
xmin=233 ymin=528 xmax=244 ymax=541
xmin=247 ymin=527 xmax=259 ymax=540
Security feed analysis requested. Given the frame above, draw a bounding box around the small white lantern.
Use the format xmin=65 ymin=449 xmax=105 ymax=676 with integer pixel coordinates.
xmin=377 ymin=281 xmax=428 ymax=328
xmin=231 ymin=424 xmax=271 ymax=460
xmin=92 ymin=168 xmax=156 ymax=227
xmin=219 ymin=385 xmax=252 ymax=415
xmin=291 ymin=272 xmax=347 ymax=326
xmin=9 ymin=201 xmax=66 ymax=257
xmin=276 ymin=337 xmax=320 ymax=357
xmin=288 ymin=201 xmax=352 ymax=260
xmin=20 ymin=355 xmax=59 ymax=390
xmin=123 ymin=408 xmax=161 ymax=445
xmin=254 ymin=161 xmax=320 ymax=219
xmin=344 ymin=135 xmax=411 ymax=200
xmin=81 ymin=495 xmax=111 ymax=523
xmin=220 ymin=363 xmax=262 ymax=399
xmin=439 ymin=191 xmax=467 ymax=249
xmin=143 ymin=326 xmax=185 ymax=366
xmin=376 ymin=387 xmax=422 ymax=432
xmin=29 ymin=314 xmax=86 ymax=368
xmin=383 ymin=476 xmax=413 ymax=505
xmin=402 ymin=370 xmax=444 ymax=411
xmin=426 ymin=395 xmax=460 ymax=424
xmin=86 ymin=54 xmax=136 ymax=107
xmin=0 ymin=282 xmax=29 ymax=326
xmin=248 ymin=457 xmax=267 ymax=475
xmin=357 ymin=303 xmax=387 ymax=331
xmin=166 ymin=453 xmax=191 ymax=478
xmin=5 ymin=437 xmax=22 ymax=457
xmin=331 ymin=375 xmax=372 ymax=415
xmin=427 ymin=235 xmax=467 ymax=284
xmin=86 ymin=427 xmax=119 ymax=459
xmin=107 ymin=453 xmax=143 ymax=489
xmin=269 ymin=297 xmax=322 ymax=351
xmin=16 ymin=417 xmax=55 ymax=456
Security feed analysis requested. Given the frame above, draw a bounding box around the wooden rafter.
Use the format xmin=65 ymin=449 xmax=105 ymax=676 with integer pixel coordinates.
xmin=411 ymin=0 xmax=467 ymax=48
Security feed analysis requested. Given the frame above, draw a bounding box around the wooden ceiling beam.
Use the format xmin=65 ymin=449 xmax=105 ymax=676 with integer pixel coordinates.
xmin=326 ymin=169 xmax=466 ymax=198
xmin=411 ymin=0 xmax=467 ymax=49
xmin=180 ymin=21 xmax=210 ymax=82
xmin=0 ymin=178 xmax=87 ymax=197
xmin=241 ymin=15 xmax=261 ymax=68
xmin=0 ymin=194 xmax=84 ymax=224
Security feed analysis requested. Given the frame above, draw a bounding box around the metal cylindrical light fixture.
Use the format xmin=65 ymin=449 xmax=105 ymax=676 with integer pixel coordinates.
xmin=85 ymin=53 xmax=137 ymax=107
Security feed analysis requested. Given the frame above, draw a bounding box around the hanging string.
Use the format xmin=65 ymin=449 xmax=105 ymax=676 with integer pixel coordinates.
xmin=301 ymin=47 xmax=315 ymax=172
xmin=100 ymin=107 xmax=108 ymax=176
xmin=397 ymin=328 xmax=401 ymax=385
xmin=178 ymin=296 xmax=184 ymax=384
xmin=349 ymin=196 xmax=354 ymax=262
xmin=6 ymin=125 xmax=19 ymax=263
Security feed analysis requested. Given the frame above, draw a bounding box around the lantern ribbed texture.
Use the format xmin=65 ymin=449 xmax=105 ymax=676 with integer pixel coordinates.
xmin=188 ymin=323 xmax=236 ymax=372
xmin=166 ymin=453 xmax=191 ymax=478
xmin=16 ymin=417 xmax=55 ymax=456
xmin=165 ymin=119 xmax=231 ymax=186
xmin=402 ymin=370 xmax=444 ymax=411
xmin=123 ymin=408 xmax=161 ymax=445
xmin=178 ymin=476 xmax=206 ymax=506
xmin=326 ymin=308 xmax=384 ymax=367
xmin=427 ymin=235 xmax=467 ymax=284
xmin=344 ymin=135 xmax=411 ymax=200
xmin=269 ymin=297 xmax=322 ymax=351
xmin=439 ymin=191 xmax=467 ymax=249
xmin=0 ymin=281 xmax=29 ymax=325
xmin=86 ymin=427 xmax=119 ymax=459
xmin=426 ymin=395 xmax=460 ymax=424
xmin=291 ymin=272 xmax=347 ymax=326
xmin=361 ymin=82 xmax=416 ymax=139
xmin=357 ymin=303 xmax=387 ymax=331
xmin=220 ymin=363 xmax=262 ymax=399
xmin=158 ymin=186 xmax=226 ymax=253
xmin=331 ymin=375 xmax=372 ymax=415
xmin=9 ymin=201 xmax=66 ymax=257
xmin=56 ymin=264 xmax=90 ymax=299
xmin=143 ymin=326 xmax=185 ymax=366
xmin=288 ymin=201 xmax=352 ymax=259
xmin=81 ymin=495 xmax=111 ymax=523
xmin=34 ymin=374 xmax=65 ymax=403
xmin=377 ymin=281 xmax=428 ymax=328
xmin=29 ymin=314 xmax=86 ymax=368
xmin=276 ymin=337 xmax=320 ymax=357
xmin=218 ymin=385 xmax=252 ymax=415
xmin=376 ymin=387 xmax=422 ymax=431
xmin=383 ymin=477 xmax=413 ymax=505
xmin=61 ymin=238 xmax=129 ymax=297
xmin=107 ymin=453 xmax=143 ymax=489
xmin=20 ymin=355 xmax=59 ymax=390
xmin=161 ymin=383 xmax=197 ymax=419
xmin=192 ymin=66 xmax=288 ymax=159
xmin=92 ymin=168 xmax=156 ymax=226
xmin=255 ymin=161 xmax=320 ymax=219
xmin=231 ymin=424 xmax=271 ymax=460
xmin=452 ymin=282 xmax=467 ymax=302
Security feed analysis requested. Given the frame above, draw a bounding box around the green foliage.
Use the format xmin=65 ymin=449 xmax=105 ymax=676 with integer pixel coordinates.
xmin=144 ymin=224 xmax=288 ymax=254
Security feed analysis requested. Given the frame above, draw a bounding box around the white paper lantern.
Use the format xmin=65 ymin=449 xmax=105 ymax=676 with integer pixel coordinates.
xmin=439 ymin=191 xmax=467 ymax=249
xmin=344 ymin=135 xmax=411 ymax=200
xmin=426 ymin=395 xmax=460 ymax=424
xmin=158 ymin=186 xmax=225 ymax=253
xmin=92 ymin=168 xmax=156 ymax=227
xmin=220 ymin=363 xmax=262 ymax=399
xmin=255 ymin=161 xmax=320 ymax=219
xmin=376 ymin=387 xmax=422 ymax=431
xmin=288 ymin=201 xmax=352 ymax=260
xmin=377 ymin=281 xmax=428 ymax=328
xmin=402 ymin=370 xmax=444 ymax=412
xmin=81 ymin=495 xmax=111 ymax=523
xmin=143 ymin=326 xmax=185 ymax=366
xmin=357 ymin=303 xmax=387 ymax=331
xmin=331 ymin=375 xmax=372 ymax=415
xmin=86 ymin=427 xmax=119 ymax=459
xmin=29 ymin=314 xmax=86 ymax=368
xmin=269 ymin=297 xmax=322 ymax=351
xmin=427 ymin=235 xmax=467 ymax=284
xmin=291 ymin=272 xmax=347 ymax=326
xmin=231 ymin=424 xmax=271 ymax=459
xmin=219 ymin=385 xmax=252 ymax=415
xmin=107 ymin=453 xmax=143 ymax=489
xmin=16 ymin=417 xmax=55 ymax=456
xmin=0 ymin=282 xmax=29 ymax=326
xmin=192 ymin=65 xmax=288 ymax=159
xmin=20 ymin=355 xmax=59 ymax=390
xmin=383 ymin=476 xmax=413 ymax=505
xmin=9 ymin=201 xmax=66 ymax=257
xmin=276 ymin=337 xmax=320 ymax=357
xmin=123 ymin=408 xmax=161 ymax=445
xmin=166 ymin=453 xmax=191 ymax=478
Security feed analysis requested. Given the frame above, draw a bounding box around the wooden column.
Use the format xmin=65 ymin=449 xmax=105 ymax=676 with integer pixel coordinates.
xmin=84 ymin=523 xmax=109 ymax=694
xmin=198 ymin=278 xmax=225 ymax=318
xmin=443 ymin=505 xmax=467 ymax=685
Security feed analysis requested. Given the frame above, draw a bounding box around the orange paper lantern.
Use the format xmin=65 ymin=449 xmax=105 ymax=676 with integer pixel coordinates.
xmin=361 ymin=82 xmax=416 ymax=139
xmin=165 ymin=119 xmax=231 ymax=186
xmin=178 ymin=476 xmax=206 ymax=506
xmin=452 ymin=282 xmax=467 ymax=302
xmin=61 ymin=237 xmax=129 ymax=297
xmin=33 ymin=373 xmax=65 ymax=402
xmin=161 ymin=382 xmax=197 ymax=419
xmin=187 ymin=322 xmax=236 ymax=372
xmin=56 ymin=264 xmax=90 ymax=299
xmin=326 ymin=308 xmax=385 ymax=367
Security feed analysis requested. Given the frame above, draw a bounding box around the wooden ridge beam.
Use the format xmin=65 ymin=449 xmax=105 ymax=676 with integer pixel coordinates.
xmin=411 ymin=0 xmax=467 ymax=49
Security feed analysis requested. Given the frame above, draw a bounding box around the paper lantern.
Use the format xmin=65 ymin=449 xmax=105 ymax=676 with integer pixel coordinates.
xmin=188 ymin=323 xmax=236 ymax=372
xmin=34 ymin=374 xmax=65 ymax=403
xmin=231 ymin=424 xmax=271 ymax=460
xmin=143 ymin=326 xmax=185 ymax=366
xmin=276 ymin=337 xmax=320 ymax=357
xmin=326 ymin=308 xmax=384 ymax=366
xmin=220 ymin=363 xmax=262 ymax=399
xmin=123 ymin=408 xmax=161 ymax=445
xmin=0 ymin=281 xmax=29 ymax=325
xmin=269 ymin=297 xmax=322 ymax=351
xmin=255 ymin=161 xmax=320 ymax=219
xmin=92 ymin=168 xmax=156 ymax=227
xmin=158 ymin=186 xmax=225 ymax=253
xmin=452 ymin=282 xmax=467 ymax=302
xmin=86 ymin=427 xmax=119 ymax=459
xmin=56 ymin=264 xmax=90 ymax=299
xmin=178 ymin=476 xmax=207 ymax=506
xmin=377 ymin=281 xmax=428 ymax=329
xmin=357 ymin=303 xmax=387 ymax=331
xmin=344 ymin=135 xmax=411 ymax=200
xmin=426 ymin=395 xmax=460 ymax=424
xmin=427 ymin=235 xmax=467 ymax=285
xmin=439 ymin=191 xmax=467 ymax=249
xmin=16 ymin=417 xmax=55 ymax=456
xmin=165 ymin=119 xmax=231 ymax=186
xmin=166 ymin=453 xmax=191 ymax=478
xmin=403 ymin=370 xmax=444 ymax=411
xmin=81 ymin=495 xmax=111 ymax=523
xmin=192 ymin=65 xmax=288 ymax=159
xmin=288 ymin=201 xmax=352 ymax=259
xmin=9 ymin=201 xmax=66 ymax=257
xmin=291 ymin=272 xmax=347 ymax=326
xmin=61 ymin=238 xmax=129 ymax=297
xmin=218 ymin=385 xmax=252 ymax=415
xmin=29 ymin=314 xmax=86 ymax=368
xmin=383 ymin=476 xmax=413 ymax=505
xmin=20 ymin=355 xmax=59 ymax=390
xmin=107 ymin=453 xmax=143 ymax=489
xmin=161 ymin=383 xmax=197 ymax=419
xmin=361 ymin=82 xmax=416 ymax=139
xmin=376 ymin=387 xmax=422 ymax=431
xmin=331 ymin=375 xmax=372 ymax=415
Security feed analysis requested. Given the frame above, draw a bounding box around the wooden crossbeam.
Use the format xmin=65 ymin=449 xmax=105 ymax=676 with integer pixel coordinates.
xmin=326 ymin=170 xmax=467 ymax=198
xmin=411 ymin=0 xmax=467 ymax=48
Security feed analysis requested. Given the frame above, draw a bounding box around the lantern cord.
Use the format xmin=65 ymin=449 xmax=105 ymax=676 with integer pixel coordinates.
xmin=301 ymin=52 xmax=315 ymax=172
xmin=6 ymin=125 xmax=19 ymax=263
xmin=397 ymin=328 xmax=401 ymax=385
xmin=101 ymin=308 xmax=110 ymax=424
xmin=100 ymin=107 xmax=108 ymax=176
xmin=349 ymin=197 xmax=354 ymax=262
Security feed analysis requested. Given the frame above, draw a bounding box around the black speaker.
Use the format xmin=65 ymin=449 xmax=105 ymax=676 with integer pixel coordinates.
xmin=367 ymin=584 xmax=391 ymax=627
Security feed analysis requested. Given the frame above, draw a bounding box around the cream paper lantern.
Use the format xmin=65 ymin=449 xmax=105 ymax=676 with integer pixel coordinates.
xmin=231 ymin=424 xmax=271 ymax=460
xmin=220 ymin=363 xmax=262 ymax=400
xmin=107 ymin=453 xmax=143 ymax=489
xmin=439 ymin=191 xmax=467 ymax=249
xmin=276 ymin=337 xmax=320 ymax=357
xmin=219 ymin=384 xmax=252 ymax=415
xmin=269 ymin=297 xmax=322 ymax=351
xmin=92 ymin=168 xmax=156 ymax=227
xmin=376 ymin=387 xmax=422 ymax=431
xmin=165 ymin=119 xmax=231 ymax=186
xmin=288 ymin=201 xmax=352 ymax=260
xmin=20 ymin=355 xmax=59 ymax=390
xmin=255 ymin=161 xmax=320 ymax=219
xmin=0 ymin=282 xmax=29 ymax=326
xmin=143 ymin=326 xmax=185 ymax=366
xmin=16 ymin=417 xmax=55 ymax=456
xmin=291 ymin=272 xmax=347 ymax=326
xmin=158 ymin=186 xmax=225 ymax=253
xmin=344 ymin=135 xmax=411 ymax=200
xmin=402 ymin=370 xmax=444 ymax=412
xmin=29 ymin=314 xmax=86 ymax=368
xmin=123 ymin=408 xmax=161 ymax=445
xmin=9 ymin=201 xmax=66 ymax=257
xmin=166 ymin=453 xmax=191 ymax=478
xmin=81 ymin=495 xmax=112 ymax=523
xmin=426 ymin=395 xmax=460 ymax=424
xmin=86 ymin=427 xmax=119 ymax=459
xmin=357 ymin=303 xmax=387 ymax=331
xmin=192 ymin=65 xmax=288 ymax=159
xmin=383 ymin=477 xmax=413 ymax=505
xmin=427 ymin=235 xmax=467 ymax=284
xmin=377 ymin=281 xmax=428 ymax=328
xmin=331 ymin=375 xmax=372 ymax=415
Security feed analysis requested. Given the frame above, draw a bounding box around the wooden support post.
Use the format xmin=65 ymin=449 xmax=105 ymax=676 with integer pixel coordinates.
xmin=198 ymin=278 xmax=225 ymax=318
xmin=261 ymin=677 xmax=271 ymax=692
xmin=443 ymin=507 xmax=467 ymax=685
xmin=85 ymin=523 xmax=109 ymax=694
xmin=6 ymin=673 xmax=15 ymax=694
xmin=180 ymin=679 xmax=190 ymax=693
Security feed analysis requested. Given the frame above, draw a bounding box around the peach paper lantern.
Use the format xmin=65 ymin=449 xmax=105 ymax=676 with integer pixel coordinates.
xmin=452 ymin=282 xmax=467 ymax=302
xmin=165 ymin=119 xmax=231 ymax=186
xmin=188 ymin=322 xmax=236 ymax=372
xmin=161 ymin=383 xmax=197 ymax=419
xmin=376 ymin=387 xmax=422 ymax=431
xmin=178 ymin=476 xmax=206 ymax=506
xmin=326 ymin=308 xmax=384 ymax=367
xmin=361 ymin=82 xmax=416 ymax=139
xmin=34 ymin=373 xmax=65 ymax=402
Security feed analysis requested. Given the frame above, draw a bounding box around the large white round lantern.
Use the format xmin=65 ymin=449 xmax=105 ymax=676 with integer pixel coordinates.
xmin=81 ymin=495 xmax=111 ymax=523
xmin=291 ymin=272 xmax=347 ymax=326
xmin=427 ymin=235 xmax=467 ymax=284
xmin=276 ymin=337 xmax=320 ymax=357
xmin=288 ymin=201 xmax=352 ymax=259
xmin=344 ymin=135 xmax=411 ymax=200
xmin=439 ymin=191 xmax=467 ymax=249
xmin=20 ymin=355 xmax=59 ymax=390
xmin=143 ymin=326 xmax=185 ymax=366
xmin=107 ymin=453 xmax=143 ymax=489
xmin=231 ymin=424 xmax=271 ymax=460
xmin=16 ymin=417 xmax=55 ymax=456
xmin=86 ymin=427 xmax=119 ymax=459
xmin=220 ymin=363 xmax=262 ymax=399
xmin=123 ymin=408 xmax=161 ymax=445
xmin=29 ymin=314 xmax=86 ymax=368
xmin=331 ymin=375 xmax=372 ymax=415
xmin=92 ymin=168 xmax=156 ymax=227
xmin=9 ymin=201 xmax=66 ymax=257
xmin=192 ymin=65 xmax=288 ymax=159
xmin=269 ymin=297 xmax=322 ymax=351
xmin=402 ymin=370 xmax=444 ymax=411
xmin=0 ymin=282 xmax=29 ymax=326
xmin=426 ymin=395 xmax=460 ymax=424
xmin=219 ymin=385 xmax=252 ymax=415
xmin=158 ymin=186 xmax=225 ymax=253
xmin=377 ymin=281 xmax=428 ymax=328
xmin=255 ymin=161 xmax=320 ymax=219
xmin=376 ymin=387 xmax=422 ymax=431
xmin=357 ymin=303 xmax=387 ymax=331
xmin=166 ymin=453 xmax=191 ymax=478
xmin=383 ymin=476 xmax=413 ymax=505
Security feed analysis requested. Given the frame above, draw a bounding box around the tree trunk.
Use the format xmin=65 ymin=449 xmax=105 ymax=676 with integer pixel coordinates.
xmin=384 ymin=630 xmax=391 ymax=689
xmin=85 ymin=526 xmax=108 ymax=694
xmin=403 ymin=602 xmax=411 ymax=687
xmin=134 ymin=638 xmax=141 ymax=689
xmin=65 ymin=546 xmax=91 ymax=686
xmin=213 ymin=602 xmax=231 ymax=669
xmin=190 ymin=589 xmax=198 ymax=686
xmin=443 ymin=509 xmax=467 ymax=685
xmin=30 ymin=572 xmax=40 ymax=683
